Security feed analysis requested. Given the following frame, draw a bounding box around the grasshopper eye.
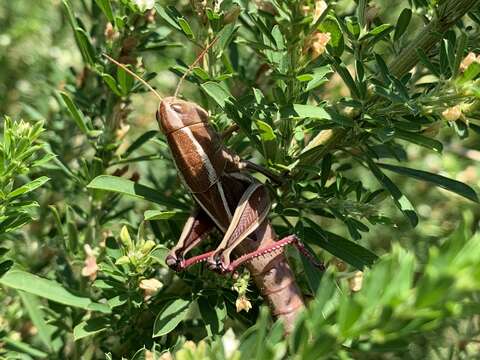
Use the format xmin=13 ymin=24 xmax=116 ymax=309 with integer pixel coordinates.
xmin=172 ymin=104 xmax=182 ymax=112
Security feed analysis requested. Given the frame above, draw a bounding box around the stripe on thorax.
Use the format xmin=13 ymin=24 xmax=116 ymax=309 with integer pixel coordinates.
xmin=180 ymin=126 xmax=217 ymax=185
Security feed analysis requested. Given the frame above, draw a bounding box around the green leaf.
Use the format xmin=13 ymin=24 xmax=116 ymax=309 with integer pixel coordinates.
xmin=73 ymin=318 xmax=109 ymax=341
xmin=319 ymin=16 xmax=344 ymax=57
xmin=291 ymin=104 xmax=330 ymax=120
xmin=0 ymin=270 xmax=106 ymax=311
xmin=178 ymin=18 xmax=194 ymax=39
xmin=94 ymin=0 xmax=114 ymax=23
xmin=363 ymin=24 xmax=393 ymax=41
xmin=367 ymin=159 xmax=418 ymax=227
xmin=124 ymin=130 xmax=158 ymax=158
xmin=214 ymin=23 xmax=238 ymax=54
xmin=101 ymin=73 xmax=122 ymax=96
xmin=117 ymin=66 xmax=134 ymax=95
xmin=60 ymin=92 xmax=90 ymax=135
xmin=153 ymin=299 xmax=190 ymax=337
xmin=74 ymin=27 xmax=96 ymax=66
xmin=458 ymin=62 xmax=480 ymax=83
xmin=396 ymin=130 xmax=443 ymax=152
xmin=394 ymin=8 xmax=412 ymax=41
xmin=88 ymin=175 xmax=188 ymax=209
xmin=7 ymin=176 xmax=50 ymax=200
xmin=255 ymin=120 xmax=278 ymax=161
xmin=4 ymin=338 xmax=48 ymax=358
xmin=338 ymin=298 xmax=363 ymax=337
xmin=155 ymin=5 xmax=181 ymax=30
xmin=144 ymin=210 xmax=188 ymax=220
xmin=303 ymin=219 xmax=378 ymax=270
xmin=19 ymin=291 xmax=61 ymax=352
xmin=200 ymin=82 xmax=233 ymax=107
xmin=378 ymin=163 xmax=478 ymax=203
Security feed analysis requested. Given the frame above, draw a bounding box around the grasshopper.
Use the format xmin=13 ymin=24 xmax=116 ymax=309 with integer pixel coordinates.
xmin=105 ymin=50 xmax=323 ymax=333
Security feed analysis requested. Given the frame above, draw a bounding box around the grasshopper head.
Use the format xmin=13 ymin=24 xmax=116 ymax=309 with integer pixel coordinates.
xmin=156 ymin=97 xmax=209 ymax=134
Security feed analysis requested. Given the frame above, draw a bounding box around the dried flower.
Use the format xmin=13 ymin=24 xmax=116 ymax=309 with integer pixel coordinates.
xmin=349 ymin=271 xmax=364 ymax=292
xmin=314 ymin=0 xmax=328 ymax=23
xmin=115 ymin=122 xmax=130 ymax=140
xmin=104 ymin=22 xmax=119 ymax=42
xmin=139 ymin=278 xmax=163 ymax=300
xmin=223 ymin=4 xmax=241 ymax=24
xmin=459 ymin=52 xmax=480 ymax=72
xmin=442 ymin=105 xmax=462 ymax=122
xmin=235 ymin=295 xmax=252 ymax=312
xmin=81 ymin=244 xmax=98 ymax=281
xmin=310 ymin=32 xmax=331 ymax=59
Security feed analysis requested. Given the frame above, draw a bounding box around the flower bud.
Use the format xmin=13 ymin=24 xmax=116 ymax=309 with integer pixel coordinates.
xmin=348 ymin=271 xmax=363 ymax=292
xmin=459 ymin=52 xmax=479 ymax=72
xmin=140 ymin=240 xmax=156 ymax=254
xmin=139 ymin=278 xmax=163 ymax=300
xmin=442 ymin=105 xmax=462 ymax=122
xmin=120 ymin=226 xmax=133 ymax=250
xmin=81 ymin=244 xmax=98 ymax=281
xmin=235 ymin=295 xmax=252 ymax=312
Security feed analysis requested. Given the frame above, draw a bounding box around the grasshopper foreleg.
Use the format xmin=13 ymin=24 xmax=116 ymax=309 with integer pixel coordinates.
xmin=207 ymin=182 xmax=271 ymax=273
xmin=165 ymin=209 xmax=215 ymax=271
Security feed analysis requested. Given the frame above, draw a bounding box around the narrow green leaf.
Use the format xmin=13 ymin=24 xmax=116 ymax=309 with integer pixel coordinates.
xmin=4 ymin=338 xmax=48 ymax=358
xmin=367 ymin=159 xmax=418 ymax=226
xmin=255 ymin=119 xmax=278 ymax=161
xmin=153 ymin=299 xmax=190 ymax=337
xmin=378 ymin=163 xmax=478 ymax=202
xmin=144 ymin=210 xmax=188 ymax=220
xmin=19 ymin=291 xmax=61 ymax=352
xmin=396 ymin=130 xmax=443 ymax=152
xmin=303 ymin=219 xmax=378 ymax=270
xmin=60 ymin=92 xmax=89 ymax=135
xmin=87 ymin=175 xmax=187 ymax=209
xmin=101 ymin=73 xmax=123 ymax=96
xmin=7 ymin=176 xmax=50 ymax=200
xmin=291 ymin=104 xmax=330 ymax=120
xmin=74 ymin=27 xmax=96 ymax=65
xmin=178 ymin=18 xmax=194 ymax=39
xmin=94 ymin=0 xmax=114 ymax=23
xmin=124 ymin=130 xmax=158 ymax=158
xmin=0 ymin=270 xmax=103 ymax=311
xmin=200 ymin=82 xmax=233 ymax=107
xmin=73 ymin=318 xmax=109 ymax=341
xmin=394 ymin=9 xmax=412 ymax=41
xmin=155 ymin=5 xmax=181 ymax=30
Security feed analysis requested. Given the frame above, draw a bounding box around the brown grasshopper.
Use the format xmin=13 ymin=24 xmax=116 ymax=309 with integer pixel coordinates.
xmin=105 ymin=50 xmax=324 ymax=333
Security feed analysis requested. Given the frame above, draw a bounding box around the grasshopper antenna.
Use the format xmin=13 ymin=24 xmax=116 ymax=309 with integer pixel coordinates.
xmin=103 ymin=54 xmax=163 ymax=101
xmin=173 ymin=36 xmax=219 ymax=98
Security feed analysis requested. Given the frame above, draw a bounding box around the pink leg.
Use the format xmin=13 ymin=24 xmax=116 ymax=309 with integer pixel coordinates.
xmin=226 ymin=235 xmax=325 ymax=272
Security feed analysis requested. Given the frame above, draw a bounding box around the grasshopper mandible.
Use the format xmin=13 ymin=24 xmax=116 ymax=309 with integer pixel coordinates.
xmin=105 ymin=48 xmax=324 ymax=332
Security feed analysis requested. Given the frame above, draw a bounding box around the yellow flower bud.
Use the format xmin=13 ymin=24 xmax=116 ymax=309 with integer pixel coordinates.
xmin=442 ymin=105 xmax=462 ymax=121
xmin=348 ymin=271 xmax=363 ymax=292
xmin=139 ymin=278 xmax=163 ymax=300
xmin=235 ymin=295 xmax=252 ymax=312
